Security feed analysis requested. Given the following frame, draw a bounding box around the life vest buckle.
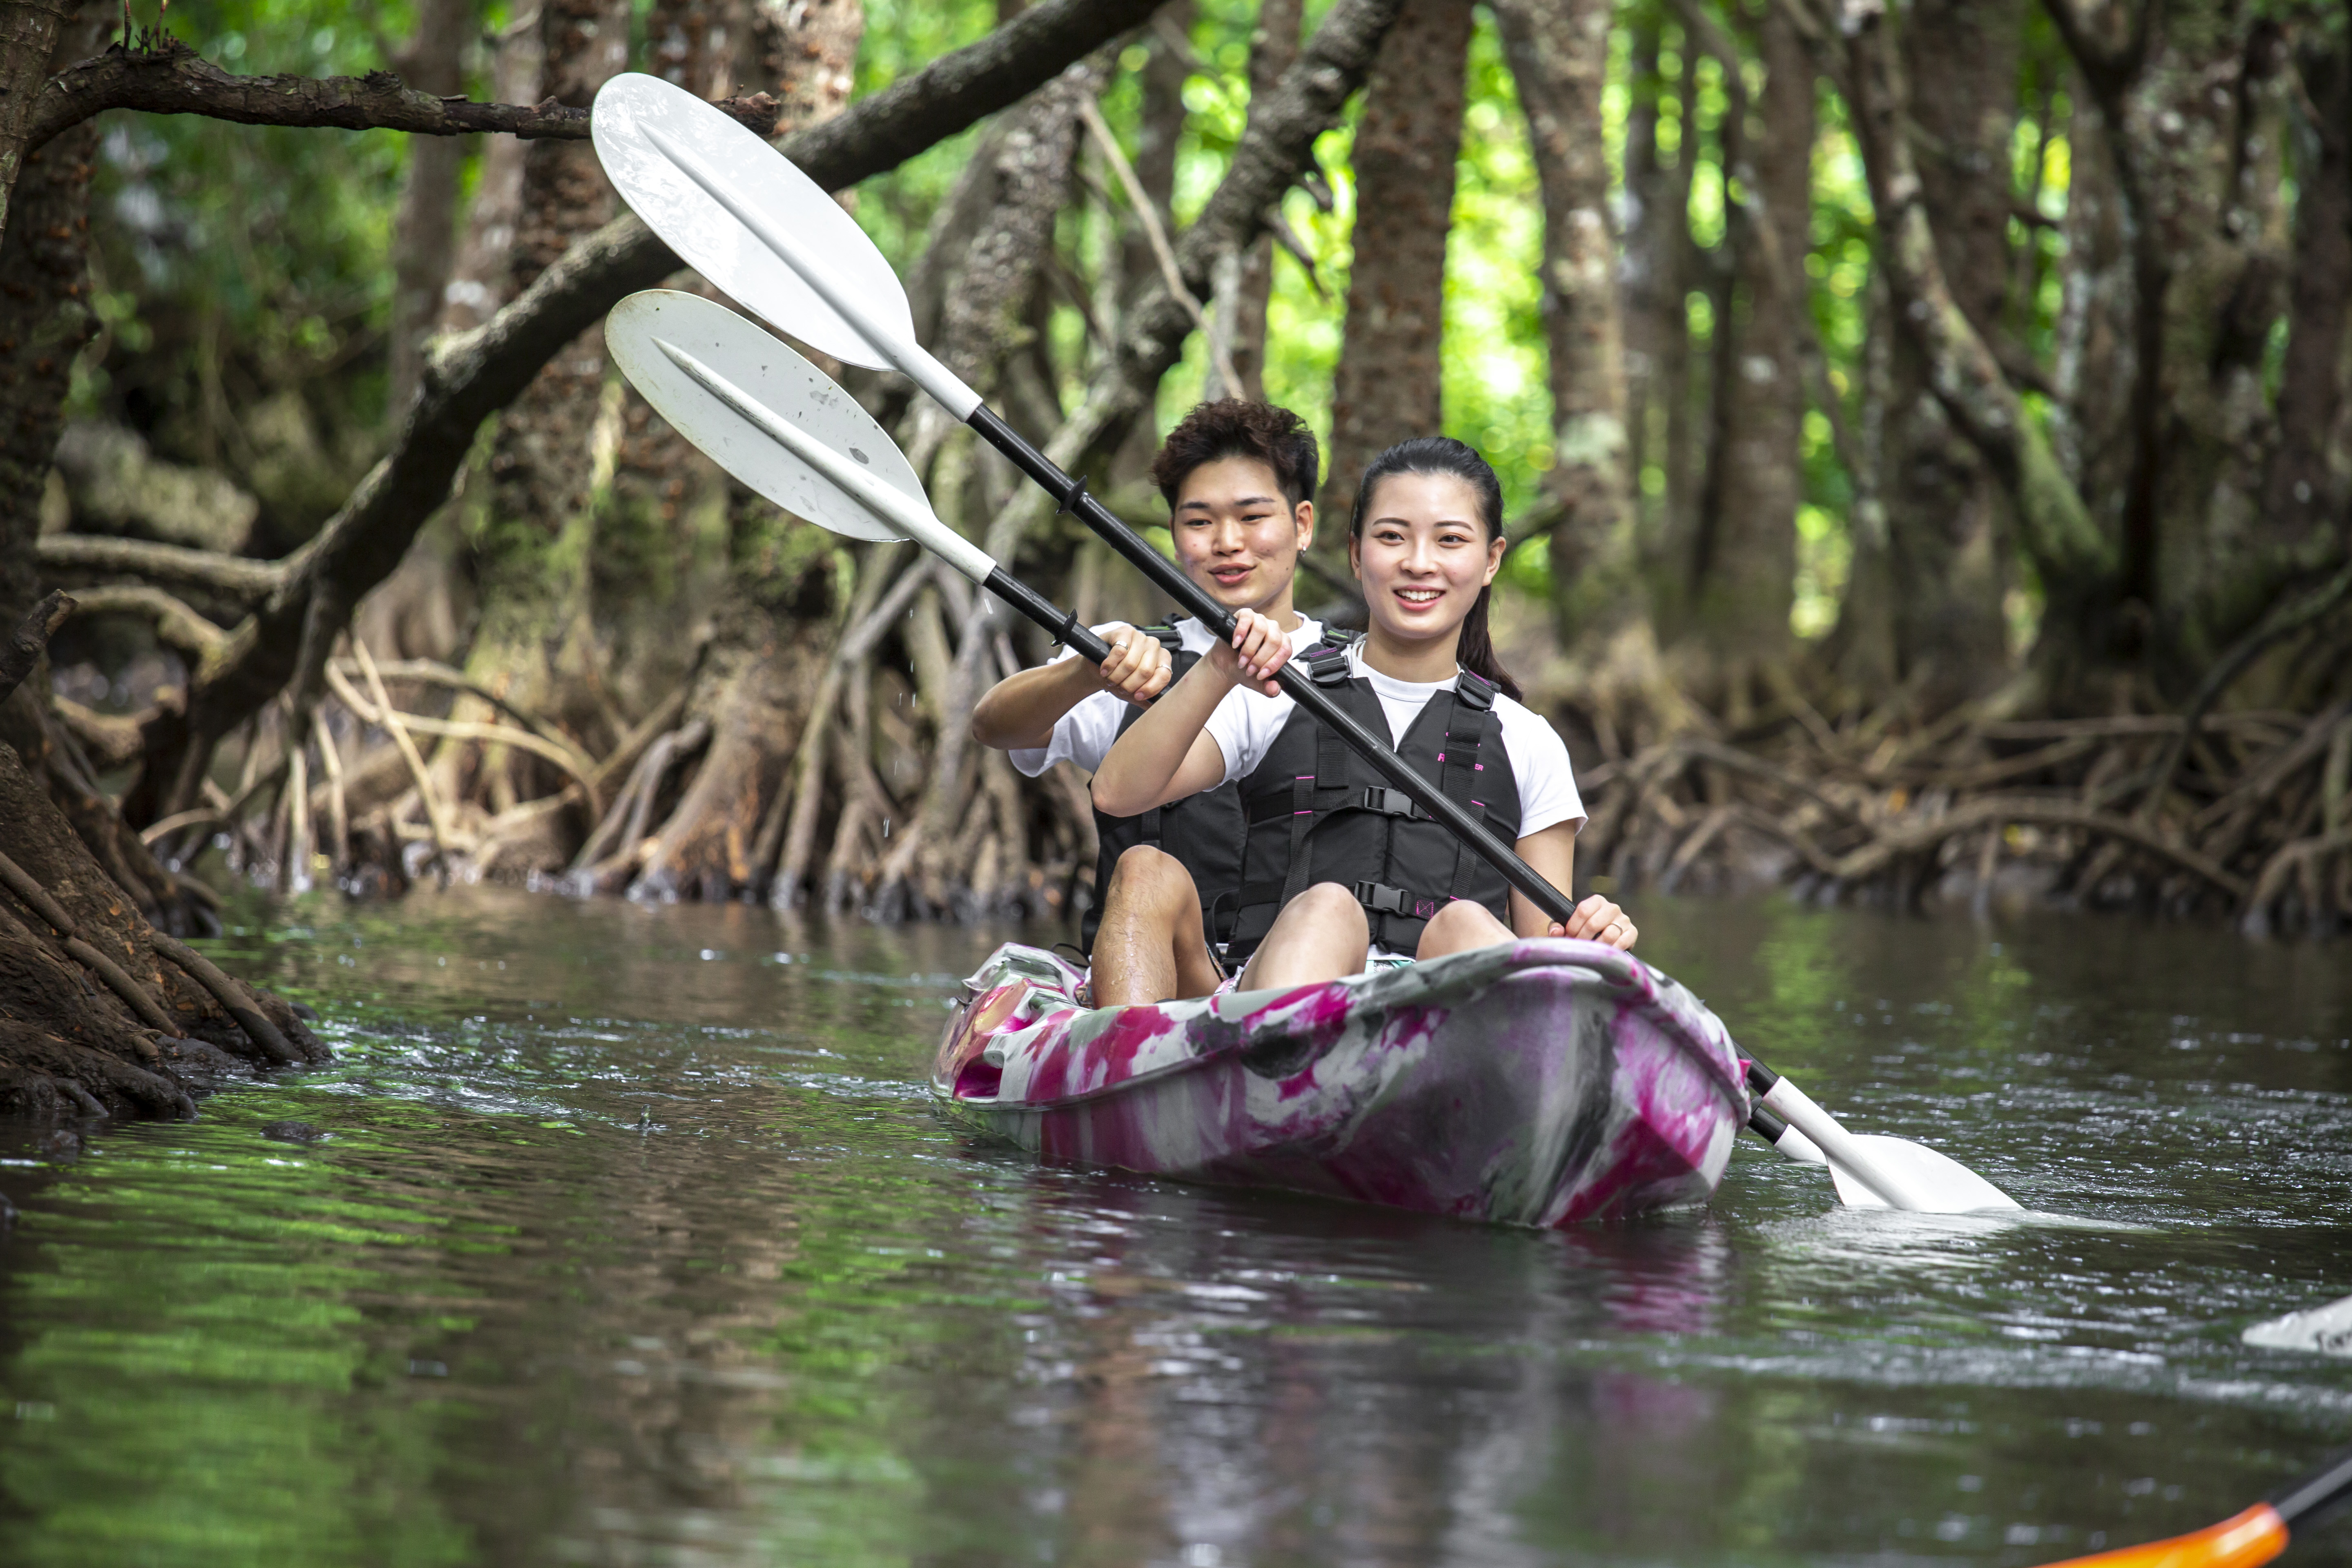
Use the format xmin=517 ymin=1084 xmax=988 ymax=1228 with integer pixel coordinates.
xmin=1353 ymin=880 xmax=1443 ymax=919
xmin=1357 ymin=786 xmax=1427 ymax=820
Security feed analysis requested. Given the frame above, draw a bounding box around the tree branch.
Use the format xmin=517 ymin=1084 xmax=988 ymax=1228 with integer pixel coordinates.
xmin=28 ymin=38 xmax=782 ymax=155
xmin=1094 ymin=0 xmax=1410 ymax=446
xmin=37 ymin=532 xmax=284 ymax=602
xmin=125 ymin=0 xmax=1165 ymax=822
xmin=0 ymin=590 xmax=73 ymax=708
xmin=65 ymin=583 xmax=229 ymax=669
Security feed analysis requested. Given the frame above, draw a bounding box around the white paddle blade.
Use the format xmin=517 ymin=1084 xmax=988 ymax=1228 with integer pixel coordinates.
xmin=1826 ymin=1134 xmax=2023 ymax=1213
xmin=604 ymin=290 xmax=916 ymax=547
xmin=592 ymin=73 xmax=914 ymax=374
xmin=2243 ymin=1294 xmax=2352 ymax=1356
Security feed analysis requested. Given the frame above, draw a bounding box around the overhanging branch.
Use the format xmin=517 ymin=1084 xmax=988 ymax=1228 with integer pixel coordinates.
xmin=125 ymin=0 xmax=1165 ymax=821
xmin=28 ymin=39 xmax=781 ymax=154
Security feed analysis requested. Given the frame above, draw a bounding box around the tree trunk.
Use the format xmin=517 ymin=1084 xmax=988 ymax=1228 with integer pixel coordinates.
xmin=874 ymin=52 xmax=1105 ymax=915
xmin=437 ymin=16 xmax=547 ymax=338
xmin=386 ymin=0 xmax=475 ymax=418
xmin=2129 ymin=9 xmax=2296 ymax=683
xmin=1881 ymin=0 xmax=2021 ymax=712
xmin=0 ymin=0 xmax=191 ymax=924
xmin=1224 ymin=0 xmax=1303 ymax=400
xmin=1492 ymin=0 xmax=1634 ymax=650
xmin=2254 ymin=31 xmax=2352 ymax=587
xmin=1314 ymin=0 xmax=1473 ymax=596
xmin=1686 ymin=3 xmax=1810 ymax=714
xmin=458 ymin=0 xmax=637 ymax=791
xmin=0 ymin=736 xmax=327 ymax=1120
xmin=1107 ymin=1 xmax=1193 ymax=485
xmin=609 ymin=0 xmax=869 ymax=902
xmin=0 ymin=0 xmax=73 ymax=253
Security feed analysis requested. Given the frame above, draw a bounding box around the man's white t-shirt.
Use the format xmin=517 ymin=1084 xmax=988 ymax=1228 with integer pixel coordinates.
xmin=1005 ymin=615 xmax=1328 ymax=779
xmin=1201 ymin=644 xmax=1585 ymax=958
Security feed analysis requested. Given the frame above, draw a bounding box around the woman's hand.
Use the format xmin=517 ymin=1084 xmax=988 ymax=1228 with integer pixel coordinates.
xmin=1091 ymin=624 xmax=1172 ymax=707
xmin=1550 ymin=894 xmax=1637 ymax=951
xmin=1203 ymin=608 xmax=1293 ymax=696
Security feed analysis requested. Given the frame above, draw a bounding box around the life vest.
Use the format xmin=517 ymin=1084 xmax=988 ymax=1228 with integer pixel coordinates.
xmin=1225 ymin=635 xmax=1521 ymax=962
xmin=1081 ymin=622 xmax=1235 ymax=956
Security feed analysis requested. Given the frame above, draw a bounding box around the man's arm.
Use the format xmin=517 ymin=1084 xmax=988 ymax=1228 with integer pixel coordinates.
xmin=970 ymin=624 xmax=1170 ymax=751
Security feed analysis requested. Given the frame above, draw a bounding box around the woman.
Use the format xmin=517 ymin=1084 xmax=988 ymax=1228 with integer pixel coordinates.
xmin=1092 ymin=436 xmax=1634 ymax=997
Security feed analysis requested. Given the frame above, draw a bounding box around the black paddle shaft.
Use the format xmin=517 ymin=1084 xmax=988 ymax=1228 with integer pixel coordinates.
xmin=968 ymin=406 xmax=1578 ymax=929
xmin=980 ymin=565 xmax=1114 ymax=667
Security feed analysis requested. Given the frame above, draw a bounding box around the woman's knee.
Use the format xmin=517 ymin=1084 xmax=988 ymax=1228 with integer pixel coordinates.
xmin=1417 ymin=898 xmax=1510 ymax=958
xmin=1281 ymin=881 xmax=1369 ymax=940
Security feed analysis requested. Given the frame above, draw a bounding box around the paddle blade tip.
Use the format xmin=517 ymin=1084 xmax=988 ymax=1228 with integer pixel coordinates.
xmin=1826 ymin=1134 xmax=2024 ymax=1214
xmin=590 ymin=71 xmax=913 ymax=374
xmin=2027 ymin=1503 xmax=2287 ymax=1568
xmin=2243 ymin=1294 xmax=2352 ymax=1357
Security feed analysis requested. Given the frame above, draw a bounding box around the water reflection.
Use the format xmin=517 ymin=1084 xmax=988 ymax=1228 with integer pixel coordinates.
xmin=0 ymin=887 xmax=2344 ymax=1565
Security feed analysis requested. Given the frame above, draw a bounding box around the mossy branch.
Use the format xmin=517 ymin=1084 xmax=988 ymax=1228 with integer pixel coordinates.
xmin=27 ymin=38 xmax=781 ymax=154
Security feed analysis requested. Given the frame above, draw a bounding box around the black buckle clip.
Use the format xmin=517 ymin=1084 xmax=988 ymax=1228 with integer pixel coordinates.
xmin=1353 ymin=881 xmax=1413 ymax=916
xmin=1305 ymin=648 xmax=1352 ymax=687
xmin=1358 ymin=787 xmax=1425 ymax=820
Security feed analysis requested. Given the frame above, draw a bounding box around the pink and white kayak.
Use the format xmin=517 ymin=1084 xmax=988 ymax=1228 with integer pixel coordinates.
xmin=932 ymin=937 xmax=1751 ymax=1227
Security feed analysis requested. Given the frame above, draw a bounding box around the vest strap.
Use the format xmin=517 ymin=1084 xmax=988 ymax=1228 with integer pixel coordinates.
xmin=1237 ymin=879 xmax=1447 ymax=922
xmin=1441 ymin=674 xmax=1495 ymax=905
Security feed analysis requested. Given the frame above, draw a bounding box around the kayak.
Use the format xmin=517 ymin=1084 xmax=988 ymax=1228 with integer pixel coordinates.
xmin=931 ymin=937 xmax=1751 ymax=1227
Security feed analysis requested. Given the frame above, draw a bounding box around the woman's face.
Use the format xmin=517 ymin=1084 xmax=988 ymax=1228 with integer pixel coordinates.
xmin=1348 ymin=472 xmax=1505 ymax=642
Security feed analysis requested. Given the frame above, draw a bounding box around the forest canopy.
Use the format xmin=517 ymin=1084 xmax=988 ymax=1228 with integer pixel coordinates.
xmin=2 ymin=0 xmax=2347 ymax=968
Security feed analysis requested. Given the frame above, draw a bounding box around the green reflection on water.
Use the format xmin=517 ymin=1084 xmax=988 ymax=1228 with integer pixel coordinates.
xmin=1 ymin=1115 xmax=475 ymax=1566
xmin=0 ymin=886 xmax=2346 ymax=1567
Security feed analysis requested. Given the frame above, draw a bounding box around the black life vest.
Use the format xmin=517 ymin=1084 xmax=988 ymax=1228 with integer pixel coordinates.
xmin=1226 ymin=636 xmax=1521 ymax=962
xmin=1081 ymin=622 xmax=1236 ymax=956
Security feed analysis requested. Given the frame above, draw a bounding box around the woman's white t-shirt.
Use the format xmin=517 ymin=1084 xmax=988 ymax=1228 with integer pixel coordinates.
xmin=1005 ymin=615 xmax=1328 ymax=778
xmin=1201 ymin=644 xmax=1585 ymax=958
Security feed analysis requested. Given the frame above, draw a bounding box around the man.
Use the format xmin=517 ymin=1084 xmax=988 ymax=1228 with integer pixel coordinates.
xmin=970 ymin=399 xmax=1327 ymax=997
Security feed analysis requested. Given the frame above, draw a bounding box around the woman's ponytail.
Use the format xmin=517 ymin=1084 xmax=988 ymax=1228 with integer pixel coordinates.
xmin=1348 ymin=437 xmax=1522 ymax=702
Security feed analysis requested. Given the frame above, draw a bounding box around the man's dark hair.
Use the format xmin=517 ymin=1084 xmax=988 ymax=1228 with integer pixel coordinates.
xmin=1150 ymin=399 xmax=1321 ymax=512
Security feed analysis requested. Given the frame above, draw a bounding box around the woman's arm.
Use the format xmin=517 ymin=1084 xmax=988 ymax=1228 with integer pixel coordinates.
xmin=1506 ymin=822 xmax=1637 ymax=949
xmin=969 ymin=624 xmax=1169 ymax=751
xmin=1091 ymin=610 xmax=1292 ymax=815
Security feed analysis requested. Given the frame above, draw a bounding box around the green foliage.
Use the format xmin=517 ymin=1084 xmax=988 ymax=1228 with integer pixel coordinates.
xmin=78 ymin=0 xmax=429 ymax=463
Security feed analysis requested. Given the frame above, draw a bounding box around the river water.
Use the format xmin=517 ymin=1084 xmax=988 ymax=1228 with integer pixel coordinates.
xmin=0 ymin=887 xmax=2345 ymax=1566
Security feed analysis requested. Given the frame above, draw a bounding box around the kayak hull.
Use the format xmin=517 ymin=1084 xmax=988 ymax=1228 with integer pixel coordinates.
xmin=932 ymin=938 xmax=1748 ymax=1227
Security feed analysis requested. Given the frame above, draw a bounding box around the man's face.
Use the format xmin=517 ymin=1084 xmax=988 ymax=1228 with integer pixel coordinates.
xmin=1168 ymin=456 xmax=1314 ymax=615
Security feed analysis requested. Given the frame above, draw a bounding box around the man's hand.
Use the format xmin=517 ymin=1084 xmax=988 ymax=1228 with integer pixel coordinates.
xmin=1202 ymin=608 xmax=1292 ymax=696
xmin=1092 ymin=624 xmax=1173 ymax=707
xmin=1550 ymin=894 xmax=1637 ymax=951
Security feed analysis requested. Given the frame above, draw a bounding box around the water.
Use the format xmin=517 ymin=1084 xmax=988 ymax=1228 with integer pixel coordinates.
xmin=0 ymin=888 xmax=2346 ymax=1567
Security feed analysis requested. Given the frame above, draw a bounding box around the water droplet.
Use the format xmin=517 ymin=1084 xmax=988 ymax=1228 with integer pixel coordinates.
xmin=851 ymin=447 xmax=871 ymax=465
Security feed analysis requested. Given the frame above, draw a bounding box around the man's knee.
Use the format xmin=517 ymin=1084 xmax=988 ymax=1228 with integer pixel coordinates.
xmin=1107 ymin=844 xmax=1195 ymax=911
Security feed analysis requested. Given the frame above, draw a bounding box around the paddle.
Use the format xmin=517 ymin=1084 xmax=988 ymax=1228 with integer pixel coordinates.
xmin=2244 ymin=1293 xmax=2352 ymax=1356
xmin=2030 ymin=1446 xmax=2352 ymax=1568
xmin=604 ymin=289 xmax=1115 ymax=670
xmin=589 ymin=72 xmax=2013 ymax=1215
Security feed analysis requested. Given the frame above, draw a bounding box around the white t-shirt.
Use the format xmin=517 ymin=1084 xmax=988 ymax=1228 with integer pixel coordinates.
xmin=1204 ymin=643 xmax=1586 ymax=835
xmin=1005 ymin=615 xmax=1328 ymax=778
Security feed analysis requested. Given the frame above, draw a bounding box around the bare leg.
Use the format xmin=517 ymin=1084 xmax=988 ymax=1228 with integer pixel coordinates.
xmin=1236 ymin=882 xmax=1370 ymax=991
xmin=1090 ymin=846 xmax=1224 ymax=1005
xmin=1416 ymin=898 xmax=1514 ymax=962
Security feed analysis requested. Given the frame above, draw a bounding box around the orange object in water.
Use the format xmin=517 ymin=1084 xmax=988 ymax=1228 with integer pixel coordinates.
xmin=2034 ymin=1503 xmax=2289 ymax=1568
